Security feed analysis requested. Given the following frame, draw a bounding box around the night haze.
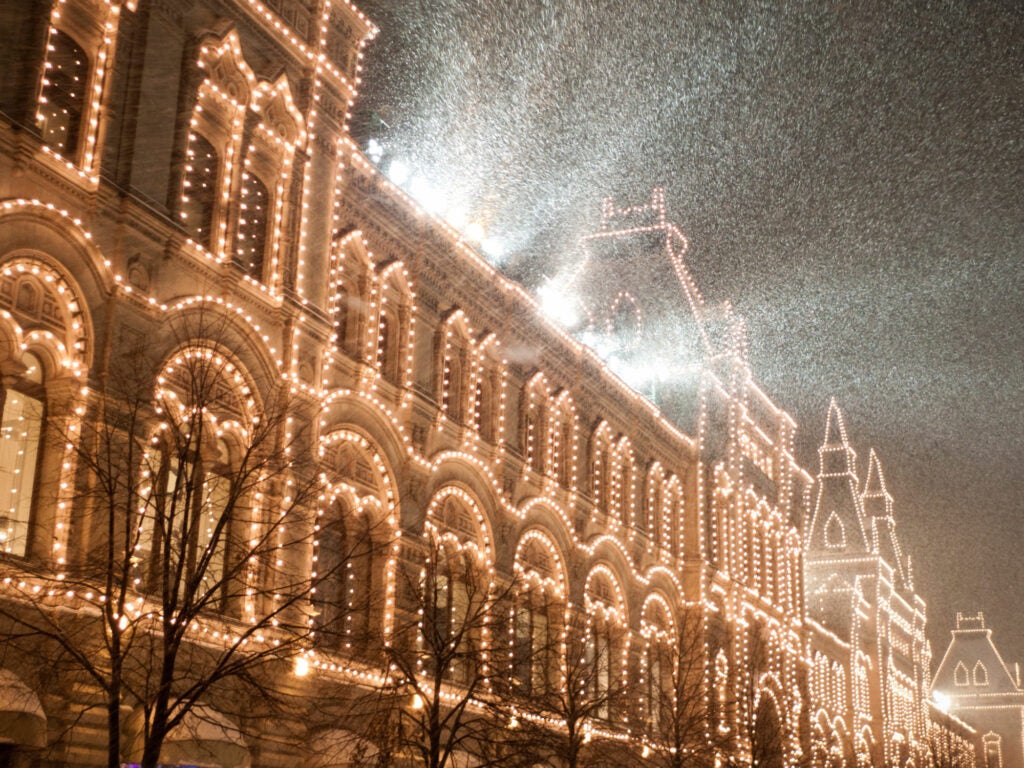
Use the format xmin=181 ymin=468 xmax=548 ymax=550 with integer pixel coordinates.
xmin=353 ymin=0 xmax=1024 ymax=663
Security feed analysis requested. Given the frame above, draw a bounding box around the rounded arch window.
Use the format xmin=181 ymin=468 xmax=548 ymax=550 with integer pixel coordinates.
xmin=0 ymin=351 xmax=47 ymax=557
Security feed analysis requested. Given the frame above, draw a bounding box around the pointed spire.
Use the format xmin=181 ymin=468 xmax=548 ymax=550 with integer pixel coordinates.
xmin=824 ymin=397 xmax=849 ymax=447
xmin=818 ymin=398 xmax=857 ymax=478
xmin=809 ymin=399 xmax=868 ymax=554
xmin=862 ymin=448 xmax=893 ymax=515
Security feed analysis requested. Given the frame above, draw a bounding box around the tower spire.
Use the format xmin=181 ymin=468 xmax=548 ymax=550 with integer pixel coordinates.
xmin=809 ymin=399 xmax=869 ymax=554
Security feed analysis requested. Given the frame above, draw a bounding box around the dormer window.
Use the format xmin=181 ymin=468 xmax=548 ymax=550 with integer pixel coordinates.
xmin=954 ymin=660 xmax=969 ymax=686
xmin=974 ymin=661 xmax=989 ymax=686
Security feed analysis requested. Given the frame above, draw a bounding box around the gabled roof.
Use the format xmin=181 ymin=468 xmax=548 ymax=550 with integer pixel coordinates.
xmin=933 ymin=613 xmax=1023 ymax=699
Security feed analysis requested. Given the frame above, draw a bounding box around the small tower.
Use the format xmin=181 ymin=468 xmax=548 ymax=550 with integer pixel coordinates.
xmin=568 ymin=189 xmax=733 ymax=431
xmin=861 ymin=448 xmax=911 ymax=589
xmin=808 ymin=399 xmax=869 ymax=555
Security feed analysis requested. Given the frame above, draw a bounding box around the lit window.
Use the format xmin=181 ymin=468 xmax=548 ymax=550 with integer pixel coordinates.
xmin=954 ymin=660 xmax=969 ymax=686
xmin=37 ymin=28 xmax=89 ymax=156
xmin=0 ymin=353 xmax=45 ymax=557
xmin=180 ymin=133 xmax=219 ymax=248
xmin=825 ymin=511 xmax=846 ymax=549
xmin=234 ymin=170 xmax=269 ymax=279
xmin=974 ymin=661 xmax=989 ymax=686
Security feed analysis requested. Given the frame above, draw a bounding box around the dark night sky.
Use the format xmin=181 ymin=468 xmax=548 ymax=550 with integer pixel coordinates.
xmin=352 ymin=0 xmax=1024 ymax=666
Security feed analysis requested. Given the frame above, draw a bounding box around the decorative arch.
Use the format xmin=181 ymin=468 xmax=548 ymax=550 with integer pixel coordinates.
xmin=374 ymin=261 xmax=414 ymax=391
xmin=521 ymin=372 xmax=550 ymax=474
xmin=512 ymin=528 xmax=567 ymax=695
xmin=0 ymin=252 xmax=93 ymax=564
xmin=436 ymin=310 xmax=473 ymax=425
xmin=315 ymin=428 xmax=400 ymax=653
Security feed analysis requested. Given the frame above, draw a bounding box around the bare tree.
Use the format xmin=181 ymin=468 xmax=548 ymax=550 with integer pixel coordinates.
xmin=494 ymin=606 xmax=640 ymax=768
xmin=638 ymin=608 xmax=730 ymax=768
xmin=364 ymin=529 xmax=518 ymax=768
xmin=0 ymin=312 xmax=333 ymax=768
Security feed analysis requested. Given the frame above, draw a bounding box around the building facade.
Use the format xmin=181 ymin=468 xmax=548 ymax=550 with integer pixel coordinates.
xmin=0 ymin=2 xmax=981 ymax=768
xmin=932 ymin=614 xmax=1024 ymax=768
xmin=0 ymin=1 xmax=813 ymax=766
xmin=804 ymin=401 xmax=952 ymax=768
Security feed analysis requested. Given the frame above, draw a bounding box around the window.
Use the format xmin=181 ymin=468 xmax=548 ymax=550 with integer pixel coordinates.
xmin=642 ymin=599 xmax=675 ymax=735
xmin=180 ymin=133 xmax=219 ymax=248
xmin=953 ymin=660 xmax=969 ymax=686
xmin=312 ymin=500 xmax=349 ymax=647
xmin=584 ymin=569 xmax=624 ymax=721
xmin=974 ymin=660 xmax=989 ymax=686
xmin=983 ymin=733 xmax=1002 ymax=768
xmin=140 ymin=435 xmax=233 ymax=606
xmin=0 ymin=353 xmax=45 ymax=557
xmin=825 ymin=511 xmax=845 ymax=549
xmin=234 ymin=169 xmax=270 ymax=279
xmin=37 ymin=28 xmax=89 ymax=156
xmin=439 ymin=317 xmax=471 ymax=424
xmin=513 ymin=590 xmax=553 ymax=693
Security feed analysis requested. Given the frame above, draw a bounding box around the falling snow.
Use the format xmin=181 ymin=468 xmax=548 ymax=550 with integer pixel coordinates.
xmin=353 ymin=0 xmax=1024 ymax=660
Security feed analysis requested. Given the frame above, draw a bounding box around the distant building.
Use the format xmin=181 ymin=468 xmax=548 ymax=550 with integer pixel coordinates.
xmin=804 ymin=401 xmax=933 ymax=767
xmin=932 ymin=613 xmax=1024 ymax=768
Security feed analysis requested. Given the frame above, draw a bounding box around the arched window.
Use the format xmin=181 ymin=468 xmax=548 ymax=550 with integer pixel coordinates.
xmin=312 ymin=497 xmax=351 ymax=648
xmin=0 ymin=352 xmax=45 ymax=557
xmin=954 ymin=660 xmax=969 ymax=686
xmin=974 ymin=660 xmax=989 ymax=686
xmin=590 ymin=424 xmax=614 ymax=517
xmin=234 ymin=169 xmax=270 ymax=279
xmin=825 ymin=511 xmax=845 ymax=549
xmin=438 ymin=317 xmax=472 ymax=425
xmin=37 ymin=28 xmax=89 ymax=156
xmin=181 ymin=133 xmax=219 ymax=248
xmin=642 ymin=598 xmax=675 ymax=736
xmin=548 ymin=391 xmax=577 ymax=489
xmin=522 ymin=388 xmax=545 ymax=474
xmin=584 ymin=569 xmax=625 ymax=721
xmin=513 ymin=534 xmax=564 ymax=696
xmin=135 ymin=347 xmax=257 ymax=615
xmin=422 ymin=491 xmax=491 ymax=685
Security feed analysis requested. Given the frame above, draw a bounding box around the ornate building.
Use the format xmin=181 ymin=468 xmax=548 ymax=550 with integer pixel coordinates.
xmin=804 ymin=401 xmax=943 ymax=768
xmin=932 ymin=613 xmax=1024 ymax=768
xmin=0 ymin=1 xmax=813 ymax=767
xmin=0 ymin=2 xmax=982 ymax=768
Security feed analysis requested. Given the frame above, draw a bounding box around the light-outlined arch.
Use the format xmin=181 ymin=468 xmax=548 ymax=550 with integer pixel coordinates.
xmin=521 ymin=371 xmax=551 ymax=475
xmin=315 ymin=427 xmax=400 ymax=653
xmin=436 ymin=310 xmax=473 ymax=425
